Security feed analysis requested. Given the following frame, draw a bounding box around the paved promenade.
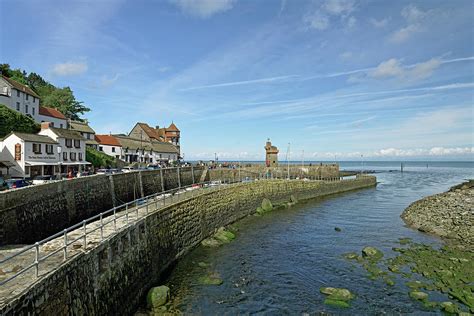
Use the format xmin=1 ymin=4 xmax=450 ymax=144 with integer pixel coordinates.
xmin=0 ymin=185 xmax=209 ymax=306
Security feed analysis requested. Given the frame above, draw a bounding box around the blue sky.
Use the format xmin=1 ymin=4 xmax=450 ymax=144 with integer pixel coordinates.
xmin=1 ymin=0 xmax=473 ymax=160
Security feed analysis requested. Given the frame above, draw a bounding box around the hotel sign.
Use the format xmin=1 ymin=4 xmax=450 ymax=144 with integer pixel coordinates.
xmin=15 ymin=143 xmax=21 ymax=161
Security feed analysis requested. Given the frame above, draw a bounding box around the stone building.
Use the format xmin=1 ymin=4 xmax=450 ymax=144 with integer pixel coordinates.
xmin=265 ymin=139 xmax=279 ymax=167
xmin=128 ymin=122 xmax=180 ymax=157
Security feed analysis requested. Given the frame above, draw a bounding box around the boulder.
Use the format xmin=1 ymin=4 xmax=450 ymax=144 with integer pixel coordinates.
xmin=261 ymin=198 xmax=273 ymax=212
xmin=320 ymin=287 xmax=354 ymax=301
xmin=409 ymin=291 xmax=428 ymax=301
xmin=362 ymin=247 xmax=384 ymax=260
xmin=214 ymin=227 xmax=235 ymax=243
xmin=334 ymin=227 xmax=342 ymax=232
xmin=146 ymin=286 xmax=170 ymax=309
xmin=440 ymin=302 xmax=457 ymax=314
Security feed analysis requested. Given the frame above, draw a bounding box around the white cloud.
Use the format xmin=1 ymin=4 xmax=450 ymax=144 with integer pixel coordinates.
xmin=389 ymin=24 xmax=421 ymax=43
xmin=51 ymin=61 xmax=88 ymax=76
xmin=304 ymin=11 xmax=330 ymax=30
xmin=322 ymin=0 xmax=355 ymax=16
xmin=311 ymin=147 xmax=473 ymax=159
xmin=369 ymin=57 xmax=442 ymax=81
xmin=304 ymin=0 xmax=356 ymax=31
xmin=389 ymin=4 xmax=429 ymax=43
xmin=370 ymin=17 xmax=390 ymax=28
xmin=169 ymin=0 xmax=235 ymax=18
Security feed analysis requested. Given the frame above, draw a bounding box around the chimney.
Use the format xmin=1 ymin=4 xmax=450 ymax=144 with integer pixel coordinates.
xmin=156 ymin=125 xmax=160 ymax=130
xmin=41 ymin=122 xmax=53 ymax=130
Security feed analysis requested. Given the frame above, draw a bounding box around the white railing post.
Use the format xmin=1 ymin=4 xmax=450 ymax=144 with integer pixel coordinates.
xmin=100 ymin=213 xmax=104 ymax=240
xmin=82 ymin=220 xmax=87 ymax=250
xmin=63 ymin=229 xmax=68 ymax=260
xmin=113 ymin=207 xmax=117 ymax=231
xmin=34 ymin=242 xmax=39 ymax=277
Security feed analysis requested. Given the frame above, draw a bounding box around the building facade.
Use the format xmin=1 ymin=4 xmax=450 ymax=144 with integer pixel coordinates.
xmin=265 ymin=139 xmax=279 ymax=167
xmin=0 ymin=75 xmax=41 ymax=121
xmin=0 ymin=132 xmax=59 ymax=178
xmin=129 ymin=122 xmax=181 ymax=157
xmin=38 ymin=122 xmax=89 ymax=173
xmin=114 ymin=135 xmax=178 ymax=165
xmin=70 ymin=120 xmax=99 ymax=149
xmin=38 ymin=106 xmax=68 ymax=129
xmin=95 ymin=135 xmax=123 ymax=159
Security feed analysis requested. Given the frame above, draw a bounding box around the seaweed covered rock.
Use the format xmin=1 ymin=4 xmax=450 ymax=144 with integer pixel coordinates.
xmin=320 ymin=287 xmax=355 ymax=308
xmin=146 ymin=286 xmax=170 ymax=309
xmin=261 ymin=198 xmax=273 ymax=212
xmin=362 ymin=247 xmax=384 ymax=260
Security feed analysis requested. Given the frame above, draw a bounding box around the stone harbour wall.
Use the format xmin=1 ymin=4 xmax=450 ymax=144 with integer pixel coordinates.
xmin=1 ymin=175 xmax=376 ymax=315
xmin=0 ymin=167 xmax=205 ymax=245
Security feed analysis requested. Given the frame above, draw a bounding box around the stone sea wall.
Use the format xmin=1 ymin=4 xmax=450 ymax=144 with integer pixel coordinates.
xmin=0 ymin=167 xmax=204 ymax=245
xmin=401 ymin=180 xmax=473 ymax=249
xmin=1 ymin=175 xmax=376 ymax=315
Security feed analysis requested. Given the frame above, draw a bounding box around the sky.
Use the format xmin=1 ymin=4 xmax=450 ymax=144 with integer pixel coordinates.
xmin=1 ymin=0 xmax=473 ymax=161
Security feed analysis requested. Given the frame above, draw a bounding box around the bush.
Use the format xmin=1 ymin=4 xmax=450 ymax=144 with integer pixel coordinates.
xmin=86 ymin=147 xmax=117 ymax=168
xmin=0 ymin=104 xmax=40 ymax=138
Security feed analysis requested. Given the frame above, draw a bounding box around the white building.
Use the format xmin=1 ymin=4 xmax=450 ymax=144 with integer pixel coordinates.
xmin=38 ymin=106 xmax=68 ymax=129
xmin=114 ymin=135 xmax=179 ymax=165
xmin=70 ymin=120 xmax=99 ymax=149
xmin=95 ymin=134 xmax=123 ymax=159
xmin=38 ymin=122 xmax=89 ymax=173
xmin=0 ymin=132 xmax=59 ymax=178
xmin=0 ymin=75 xmax=41 ymax=121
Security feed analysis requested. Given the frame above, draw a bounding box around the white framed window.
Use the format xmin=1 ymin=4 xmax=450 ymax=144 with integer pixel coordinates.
xmin=25 ymin=104 xmax=28 ymax=114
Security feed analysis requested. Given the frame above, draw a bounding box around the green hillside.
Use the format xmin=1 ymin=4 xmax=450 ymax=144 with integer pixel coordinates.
xmin=0 ymin=104 xmax=40 ymax=138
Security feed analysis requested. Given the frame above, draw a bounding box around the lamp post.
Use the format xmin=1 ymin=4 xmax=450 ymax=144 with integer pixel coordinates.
xmin=57 ymin=146 xmax=62 ymax=180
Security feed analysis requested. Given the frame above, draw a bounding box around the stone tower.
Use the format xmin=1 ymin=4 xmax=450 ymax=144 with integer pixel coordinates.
xmin=265 ymin=139 xmax=279 ymax=167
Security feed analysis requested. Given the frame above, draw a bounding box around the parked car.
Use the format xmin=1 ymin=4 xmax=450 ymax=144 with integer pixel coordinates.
xmin=5 ymin=179 xmax=30 ymax=189
xmin=0 ymin=177 xmax=8 ymax=191
xmin=31 ymin=175 xmax=56 ymax=185
xmin=121 ymin=167 xmax=136 ymax=173
xmin=96 ymin=169 xmax=113 ymax=175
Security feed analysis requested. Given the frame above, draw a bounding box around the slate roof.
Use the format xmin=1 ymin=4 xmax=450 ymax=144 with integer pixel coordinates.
xmin=39 ymin=106 xmax=67 ymax=119
xmin=167 ymin=122 xmax=180 ymax=132
xmin=1 ymin=75 xmax=40 ymax=98
xmin=49 ymin=127 xmax=85 ymax=140
xmin=70 ymin=120 xmax=95 ymax=134
xmin=2 ymin=132 xmax=58 ymax=144
xmin=136 ymin=122 xmax=161 ymax=140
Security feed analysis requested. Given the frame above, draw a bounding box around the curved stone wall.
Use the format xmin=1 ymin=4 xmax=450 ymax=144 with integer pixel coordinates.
xmin=1 ymin=176 xmax=376 ymax=315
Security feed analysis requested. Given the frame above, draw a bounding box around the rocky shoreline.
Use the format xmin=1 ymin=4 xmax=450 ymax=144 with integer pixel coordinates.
xmin=401 ymin=180 xmax=474 ymax=249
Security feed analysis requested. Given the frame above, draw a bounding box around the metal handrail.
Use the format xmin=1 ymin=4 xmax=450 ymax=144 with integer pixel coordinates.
xmin=0 ymin=175 xmax=356 ymax=287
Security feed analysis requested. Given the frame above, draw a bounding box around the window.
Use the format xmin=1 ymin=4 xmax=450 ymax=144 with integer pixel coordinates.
xmin=63 ymin=152 xmax=68 ymax=160
xmin=33 ymin=97 xmax=36 ymax=103
xmin=26 ymin=94 xmax=29 ymax=100
xmin=51 ymin=122 xmax=54 ymax=127
xmin=25 ymin=104 xmax=28 ymax=114
xmin=32 ymin=107 xmax=35 ymax=115
xmin=116 ymin=155 xmax=119 ymax=159
xmin=78 ymin=153 xmax=83 ymax=161
xmin=99 ymin=146 xmax=103 ymax=151
xmin=74 ymin=139 xmax=80 ymax=148
xmin=70 ymin=152 xmax=76 ymax=161
xmin=65 ymin=139 xmax=72 ymax=148
xmin=16 ymin=102 xmax=20 ymax=111
xmin=46 ymin=144 xmax=54 ymax=154
xmin=87 ymin=133 xmax=91 ymax=140
xmin=112 ymin=147 xmax=115 ymax=152
xmin=32 ymin=143 xmax=42 ymax=154
xmin=17 ymin=90 xmax=20 ymax=97
xmin=60 ymin=124 xmax=63 ymax=128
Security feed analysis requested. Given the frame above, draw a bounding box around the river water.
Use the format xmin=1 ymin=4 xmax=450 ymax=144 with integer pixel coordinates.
xmin=161 ymin=162 xmax=474 ymax=315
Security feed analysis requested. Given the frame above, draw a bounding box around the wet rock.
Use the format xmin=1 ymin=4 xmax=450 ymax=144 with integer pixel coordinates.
xmin=334 ymin=227 xmax=342 ymax=232
xmin=320 ymin=287 xmax=354 ymax=301
xmin=362 ymin=247 xmax=383 ymax=260
xmin=146 ymin=286 xmax=170 ymax=309
xmin=214 ymin=227 xmax=235 ymax=243
xmin=409 ymin=291 xmax=428 ymax=301
xmin=261 ymin=198 xmax=273 ymax=212
xmin=440 ymin=302 xmax=457 ymax=314
xmin=323 ymin=298 xmax=350 ymax=308
xmin=198 ymin=272 xmax=223 ymax=285
xmin=197 ymin=262 xmax=209 ymax=268
xmin=343 ymin=252 xmax=359 ymax=260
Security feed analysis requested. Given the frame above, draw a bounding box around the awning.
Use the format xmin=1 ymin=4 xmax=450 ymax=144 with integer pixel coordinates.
xmin=0 ymin=161 xmax=15 ymax=168
xmin=61 ymin=162 xmax=91 ymax=165
xmin=25 ymin=162 xmax=59 ymax=166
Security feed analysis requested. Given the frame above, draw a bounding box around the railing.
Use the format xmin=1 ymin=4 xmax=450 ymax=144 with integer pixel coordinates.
xmin=0 ymin=180 xmax=240 ymax=287
xmin=0 ymin=174 xmax=355 ymax=288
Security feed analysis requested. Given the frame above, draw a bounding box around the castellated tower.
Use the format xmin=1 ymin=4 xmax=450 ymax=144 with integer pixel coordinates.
xmin=265 ymin=139 xmax=279 ymax=167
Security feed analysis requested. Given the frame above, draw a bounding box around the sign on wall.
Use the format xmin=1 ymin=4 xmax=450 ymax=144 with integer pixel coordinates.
xmin=15 ymin=143 xmax=21 ymax=161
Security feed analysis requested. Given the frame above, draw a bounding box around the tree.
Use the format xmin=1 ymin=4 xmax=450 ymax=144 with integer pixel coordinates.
xmin=41 ymin=87 xmax=90 ymax=121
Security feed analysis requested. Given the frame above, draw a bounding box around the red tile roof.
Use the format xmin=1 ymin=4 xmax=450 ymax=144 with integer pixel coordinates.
xmin=137 ymin=122 xmax=161 ymax=140
xmin=39 ymin=106 xmax=67 ymax=119
xmin=1 ymin=75 xmax=40 ymax=98
xmin=95 ymin=134 xmax=122 ymax=146
xmin=167 ymin=122 xmax=180 ymax=132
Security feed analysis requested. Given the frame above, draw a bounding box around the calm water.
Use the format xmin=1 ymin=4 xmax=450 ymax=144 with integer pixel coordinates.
xmin=163 ymin=162 xmax=474 ymax=315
